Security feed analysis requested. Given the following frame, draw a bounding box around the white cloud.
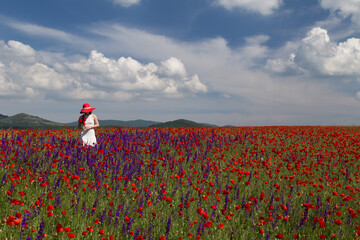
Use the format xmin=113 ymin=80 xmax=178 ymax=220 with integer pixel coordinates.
xmin=320 ymin=0 xmax=360 ymax=25
xmin=183 ymin=74 xmax=208 ymax=93
xmin=159 ymin=57 xmax=187 ymax=78
xmin=0 ymin=40 xmax=207 ymax=101
xmin=0 ymin=40 xmax=39 ymax=64
xmin=238 ymin=35 xmax=270 ymax=66
xmin=86 ymin=23 xmax=270 ymax=74
xmin=266 ymin=27 xmax=360 ymax=77
xmin=265 ymin=53 xmax=297 ymax=73
xmin=66 ymin=50 xmax=207 ymax=95
xmin=215 ymin=0 xmax=282 ymax=15
xmin=112 ymin=0 xmax=140 ymax=7
xmin=6 ymin=21 xmax=81 ymax=44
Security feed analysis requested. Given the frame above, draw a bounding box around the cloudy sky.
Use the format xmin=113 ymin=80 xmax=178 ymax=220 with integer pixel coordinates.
xmin=1 ymin=0 xmax=360 ymax=126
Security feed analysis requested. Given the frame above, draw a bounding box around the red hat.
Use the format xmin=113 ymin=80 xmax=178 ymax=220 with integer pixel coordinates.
xmin=80 ymin=103 xmax=95 ymax=113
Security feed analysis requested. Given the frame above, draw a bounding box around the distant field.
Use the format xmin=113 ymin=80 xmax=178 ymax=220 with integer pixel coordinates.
xmin=1 ymin=126 xmax=360 ymax=239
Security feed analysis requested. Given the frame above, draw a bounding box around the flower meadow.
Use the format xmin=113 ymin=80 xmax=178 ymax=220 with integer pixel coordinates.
xmin=1 ymin=126 xmax=360 ymax=240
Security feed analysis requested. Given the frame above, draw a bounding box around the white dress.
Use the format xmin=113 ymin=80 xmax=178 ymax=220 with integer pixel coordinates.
xmin=80 ymin=114 xmax=97 ymax=146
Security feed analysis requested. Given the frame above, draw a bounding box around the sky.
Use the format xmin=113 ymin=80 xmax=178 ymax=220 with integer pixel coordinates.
xmin=1 ymin=0 xmax=360 ymax=126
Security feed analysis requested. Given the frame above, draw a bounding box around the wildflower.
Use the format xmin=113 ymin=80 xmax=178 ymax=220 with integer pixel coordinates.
xmin=275 ymin=233 xmax=283 ymax=239
xmin=46 ymin=205 xmax=54 ymax=211
xmin=204 ymin=221 xmax=212 ymax=228
xmin=334 ymin=219 xmax=342 ymax=225
xmin=86 ymin=226 xmax=94 ymax=232
xmin=16 ymin=212 xmax=22 ymax=219
xmin=56 ymin=224 xmax=63 ymax=232
xmin=68 ymin=233 xmax=76 ymax=238
xmin=14 ymin=219 xmax=21 ymax=225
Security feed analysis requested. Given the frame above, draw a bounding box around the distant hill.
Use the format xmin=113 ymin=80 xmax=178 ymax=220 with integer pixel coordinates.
xmin=149 ymin=119 xmax=210 ymax=128
xmin=65 ymin=119 xmax=160 ymax=128
xmin=0 ymin=113 xmax=217 ymax=129
xmin=200 ymin=123 xmax=218 ymax=127
xmin=0 ymin=113 xmax=65 ymax=129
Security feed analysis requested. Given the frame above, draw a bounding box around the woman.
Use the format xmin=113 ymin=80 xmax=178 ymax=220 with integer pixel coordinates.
xmin=78 ymin=103 xmax=99 ymax=146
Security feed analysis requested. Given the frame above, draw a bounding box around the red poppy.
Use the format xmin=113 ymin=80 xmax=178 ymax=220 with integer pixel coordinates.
xmin=334 ymin=219 xmax=342 ymax=225
xmin=275 ymin=233 xmax=283 ymax=239
xmin=68 ymin=233 xmax=76 ymax=238
xmin=56 ymin=224 xmax=63 ymax=233
xmin=86 ymin=226 xmax=94 ymax=232
xmin=14 ymin=219 xmax=21 ymax=225
xmin=46 ymin=205 xmax=54 ymax=211
xmin=15 ymin=212 xmax=22 ymax=219
xmin=78 ymin=115 xmax=87 ymax=124
xmin=204 ymin=221 xmax=212 ymax=228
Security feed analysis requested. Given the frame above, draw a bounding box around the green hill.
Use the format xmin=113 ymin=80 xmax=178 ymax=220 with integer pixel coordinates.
xmin=0 ymin=113 xmax=65 ymax=129
xmin=0 ymin=113 xmax=216 ymax=129
xmin=65 ymin=119 xmax=160 ymax=128
xmin=149 ymin=119 xmax=209 ymax=128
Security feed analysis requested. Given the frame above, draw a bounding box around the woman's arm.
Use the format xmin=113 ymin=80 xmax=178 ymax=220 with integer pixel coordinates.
xmin=93 ymin=114 xmax=100 ymax=128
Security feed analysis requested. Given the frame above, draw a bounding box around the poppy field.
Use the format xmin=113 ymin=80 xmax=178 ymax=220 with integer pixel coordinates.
xmin=1 ymin=126 xmax=360 ymax=239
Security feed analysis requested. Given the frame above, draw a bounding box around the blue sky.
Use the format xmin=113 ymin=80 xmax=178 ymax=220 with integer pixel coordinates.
xmin=1 ymin=0 xmax=360 ymax=126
